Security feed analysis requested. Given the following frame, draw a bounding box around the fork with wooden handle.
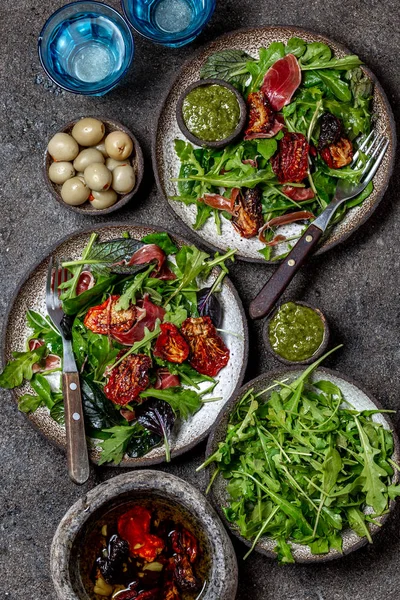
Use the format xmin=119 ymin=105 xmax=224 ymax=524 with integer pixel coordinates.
xmin=46 ymin=257 xmax=90 ymax=484
xmin=249 ymin=132 xmax=389 ymax=320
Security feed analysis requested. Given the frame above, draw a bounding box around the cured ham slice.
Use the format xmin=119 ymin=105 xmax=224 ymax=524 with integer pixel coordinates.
xmin=259 ymin=211 xmax=315 ymax=244
xmin=111 ymin=295 xmax=166 ymax=346
xmin=76 ymin=271 xmax=95 ymax=295
xmin=155 ymin=368 xmax=180 ymax=390
xmin=282 ymin=186 xmax=315 ymax=201
xmin=202 ymin=189 xmax=237 ymax=214
xmin=261 ymin=54 xmax=301 ymax=111
xmin=128 ymin=244 xmax=176 ymax=281
xmin=29 ymin=339 xmax=61 ymax=372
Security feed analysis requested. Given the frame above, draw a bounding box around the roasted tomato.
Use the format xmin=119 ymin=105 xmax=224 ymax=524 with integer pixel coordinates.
xmin=320 ymin=137 xmax=353 ymax=169
xmin=271 ymin=131 xmax=309 ymax=183
xmin=170 ymin=528 xmax=198 ymax=564
xmin=164 ymin=580 xmax=182 ymax=600
xmin=118 ymin=506 xmax=164 ymax=562
xmin=181 ymin=316 xmax=230 ymax=377
xmin=153 ymin=323 xmax=190 ymax=364
xmin=84 ymin=295 xmax=136 ymax=335
xmin=232 ymin=187 xmax=263 ymax=238
xmin=244 ymin=91 xmax=275 ymax=138
xmin=104 ymin=352 xmax=152 ymax=406
xmin=318 ymin=112 xmax=342 ymax=150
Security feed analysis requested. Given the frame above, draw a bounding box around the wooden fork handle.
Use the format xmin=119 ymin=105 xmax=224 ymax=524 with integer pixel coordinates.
xmin=249 ymin=224 xmax=323 ymax=320
xmin=62 ymin=372 xmax=90 ymax=485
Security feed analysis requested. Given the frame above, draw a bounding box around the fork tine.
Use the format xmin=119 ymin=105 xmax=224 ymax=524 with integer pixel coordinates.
xmin=363 ymin=136 xmax=385 ymax=171
xmin=361 ymin=138 xmax=389 ymax=185
xmin=54 ymin=257 xmax=60 ymax=308
xmin=351 ymin=130 xmax=375 ymax=166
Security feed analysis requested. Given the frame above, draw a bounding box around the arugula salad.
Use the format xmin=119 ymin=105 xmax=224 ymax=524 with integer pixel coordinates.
xmin=0 ymin=232 xmax=236 ymax=465
xmin=199 ymin=349 xmax=400 ymax=562
xmin=172 ymin=37 xmax=374 ymax=260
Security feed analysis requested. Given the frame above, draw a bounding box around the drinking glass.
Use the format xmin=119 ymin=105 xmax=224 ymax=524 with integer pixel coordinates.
xmin=121 ymin=0 xmax=216 ymax=47
xmin=38 ymin=1 xmax=134 ymax=96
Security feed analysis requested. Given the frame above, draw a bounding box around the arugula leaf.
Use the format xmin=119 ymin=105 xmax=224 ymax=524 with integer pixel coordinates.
xmin=0 ymin=345 xmax=46 ymax=389
xmin=167 ymin=363 xmax=215 ymax=388
xmin=18 ymin=394 xmax=43 ymax=413
xmin=115 ymin=265 xmax=154 ymax=311
xmin=300 ymin=42 xmax=332 ymax=66
xmin=313 ymin=70 xmax=352 ymax=102
xmin=200 ymin=49 xmax=255 ymax=92
xmin=141 ymin=232 xmax=178 ymax=255
xmin=257 ymin=139 xmax=278 ymax=162
xmin=355 ymin=416 xmax=388 ymax=514
xmin=347 ymin=507 xmax=372 ymax=543
xmin=285 ymin=37 xmax=307 ymax=58
xmin=180 ymin=168 xmax=276 ymax=189
xmin=246 ymin=43 xmax=285 ymax=94
xmin=98 ymin=425 xmax=138 ymax=465
xmin=31 ymin=373 xmax=57 ymax=410
xmin=140 ymin=387 xmax=202 ymax=420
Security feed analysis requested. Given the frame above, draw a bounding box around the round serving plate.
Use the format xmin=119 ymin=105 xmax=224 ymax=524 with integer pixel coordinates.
xmin=1 ymin=223 xmax=248 ymax=467
xmin=153 ymin=26 xmax=396 ymax=263
xmin=206 ymin=366 xmax=400 ymax=562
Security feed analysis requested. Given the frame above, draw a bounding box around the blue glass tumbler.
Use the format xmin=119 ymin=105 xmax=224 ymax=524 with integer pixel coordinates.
xmin=38 ymin=1 xmax=135 ymax=96
xmin=121 ymin=0 xmax=216 ymax=47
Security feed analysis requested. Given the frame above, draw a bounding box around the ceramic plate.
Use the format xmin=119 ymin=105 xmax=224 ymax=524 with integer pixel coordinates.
xmin=153 ymin=26 xmax=396 ymax=263
xmin=206 ymin=367 xmax=400 ymax=562
xmin=1 ymin=223 xmax=248 ymax=467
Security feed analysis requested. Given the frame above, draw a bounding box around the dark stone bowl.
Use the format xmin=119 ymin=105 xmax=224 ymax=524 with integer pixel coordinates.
xmin=44 ymin=116 xmax=144 ymax=216
xmin=50 ymin=470 xmax=238 ymax=600
xmin=263 ymin=300 xmax=330 ymax=366
xmin=176 ymin=78 xmax=247 ymax=149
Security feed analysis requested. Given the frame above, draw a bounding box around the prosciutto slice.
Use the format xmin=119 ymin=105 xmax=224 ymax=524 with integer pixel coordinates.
xmin=76 ymin=271 xmax=95 ymax=295
xmin=111 ymin=294 xmax=166 ymax=346
xmin=244 ymin=114 xmax=285 ymax=140
xmin=128 ymin=244 xmax=176 ymax=281
xmin=202 ymin=191 xmax=236 ymax=214
xmin=155 ymin=368 xmax=180 ymax=390
xmin=261 ymin=54 xmax=302 ymax=111
xmin=29 ymin=339 xmax=61 ymax=373
xmin=282 ymin=186 xmax=315 ymax=201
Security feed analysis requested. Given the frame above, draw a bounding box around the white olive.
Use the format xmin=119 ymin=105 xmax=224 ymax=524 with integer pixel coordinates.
xmin=84 ymin=163 xmax=112 ymax=191
xmin=71 ymin=118 xmax=105 ymax=146
xmin=105 ymin=131 xmax=133 ymax=160
xmin=73 ymin=148 xmax=105 ymax=171
xmin=90 ymin=189 xmax=118 ymax=210
xmin=48 ymin=161 xmax=75 ymax=184
xmin=60 ymin=177 xmax=90 ymax=206
xmin=95 ymin=137 xmax=109 ymax=157
xmin=105 ymin=157 xmax=130 ymax=172
xmin=112 ymin=164 xmax=136 ymax=194
xmin=48 ymin=133 xmax=79 ymax=162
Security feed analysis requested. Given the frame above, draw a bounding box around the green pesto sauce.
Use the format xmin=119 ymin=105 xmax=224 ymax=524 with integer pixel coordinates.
xmin=268 ymin=302 xmax=325 ymax=362
xmin=182 ymin=84 xmax=240 ymax=142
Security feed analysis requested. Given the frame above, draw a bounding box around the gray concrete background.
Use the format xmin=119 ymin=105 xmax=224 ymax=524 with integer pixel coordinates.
xmin=0 ymin=0 xmax=399 ymax=598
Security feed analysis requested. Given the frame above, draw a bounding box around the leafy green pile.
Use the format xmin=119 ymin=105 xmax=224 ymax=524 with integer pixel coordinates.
xmin=199 ymin=350 xmax=400 ymax=562
xmin=173 ymin=37 xmax=374 ymax=261
xmin=0 ymin=232 xmax=235 ymax=465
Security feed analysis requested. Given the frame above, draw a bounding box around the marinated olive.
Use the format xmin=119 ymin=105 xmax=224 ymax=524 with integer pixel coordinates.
xmin=95 ymin=137 xmax=109 ymax=157
xmin=73 ymin=148 xmax=105 ymax=172
xmin=48 ymin=133 xmax=79 ymax=162
xmin=112 ymin=165 xmax=136 ymax=194
xmin=71 ymin=118 xmax=105 ymax=146
xmin=105 ymin=131 xmax=133 ymax=160
xmin=61 ymin=177 xmax=90 ymax=206
xmin=105 ymin=157 xmax=129 ymax=172
xmin=84 ymin=163 xmax=112 ymax=192
xmin=48 ymin=161 xmax=75 ymax=184
xmin=90 ymin=189 xmax=118 ymax=210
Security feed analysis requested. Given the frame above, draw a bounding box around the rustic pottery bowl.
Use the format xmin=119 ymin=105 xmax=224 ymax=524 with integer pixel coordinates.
xmin=50 ymin=470 xmax=238 ymax=600
xmin=44 ymin=117 xmax=144 ymax=215
xmin=264 ymin=300 xmax=330 ymax=366
xmin=176 ymin=78 xmax=247 ymax=148
xmin=205 ymin=367 xmax=400 ymax=563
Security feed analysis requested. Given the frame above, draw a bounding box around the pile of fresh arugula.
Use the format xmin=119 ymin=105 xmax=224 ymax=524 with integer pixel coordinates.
xmin=199 ymin=348 xmax=400 ymax=562
xmin=172 ymin=37 xmax=374 ymax=260
xmin=0 ymin=232 xmax=236 ymax=465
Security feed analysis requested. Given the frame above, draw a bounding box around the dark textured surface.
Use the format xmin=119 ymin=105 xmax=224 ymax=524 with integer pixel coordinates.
xmin=0 ymin=1 xmax=399 ymax=599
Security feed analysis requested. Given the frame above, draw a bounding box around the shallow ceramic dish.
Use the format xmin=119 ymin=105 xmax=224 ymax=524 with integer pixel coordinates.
xmin=205 ymin=367 xmax=400 ymax=562
xmin=264 ymin=300 xmax=330 ymax=365
xmin=176 ymin=78 xmax=247 ymax=148
xmin=50 ymin=470 xmax=238 ymax=600
xmin=44 ymin=117 xmax=144 ymax=215
xmin=153 ymin=26 xmax=396 ymax=263
xmin=1 ymin=223 xmax=248 ymax=466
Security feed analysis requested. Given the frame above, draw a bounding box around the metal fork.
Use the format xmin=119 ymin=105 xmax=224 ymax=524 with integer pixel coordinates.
xmin=249 ymin=133 xmax=389 ymax=320
xmin=46 ymin=257 xmax=90 ymax=484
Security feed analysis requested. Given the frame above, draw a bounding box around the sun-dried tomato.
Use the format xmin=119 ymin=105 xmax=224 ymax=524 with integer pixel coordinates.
xmin=172 ymin=553 xmax=199 ymax=592
xmin=118 ymin=506 xmax=164 ymax=563
xmin=169 ymin=528 xmax=198 ymax=564
xmin=84 ymin=295 xmax=136 ymax=335
xmin=164 ymin=581 xmax=181 ymax=600
xmin=97 ymin=535 xmax=130 ymax=583
xmin=104 ymin=352 xmax=152 ymax=406
xmin=153 ymin=323 xmax=190 ymax=364
xmin=181 ymin=316 xmax=230 ymax=377
xmin=320 ymin=137 xmax=353 ymax=169
xmin=232 ymin=187 xmax=263 ymax=238
xmin=271 ymin=132 xmax=309 ymax=183
xmin=318 ymin=112 xmax=342 ymax=150
xmin=244 ymin=91 xmax=275 ymax=138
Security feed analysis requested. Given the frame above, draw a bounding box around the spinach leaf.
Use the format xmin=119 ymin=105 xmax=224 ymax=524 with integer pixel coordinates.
xmin=125 ymin=425 xmax=161 ymax=458
xmin=257 ymin=139 xmax=278 ymax=161
xmin=62 ymin=276 xmax=117 ymax=316
xmin=140 ymin=387 xmax=202 ymax=419
xmin=31 ymin=373 xmax=55 ymax=409
xmin=86 ymin=238 xmax=146 ymax=276
xmin=81 ymin=377 xmax=124 ymax=430
xmin=18 ymin=394 xmax=43 ymax=413
xmin=50 ymin=400 xmax=65 ymax=426
xmin=200 ymin=49 xmax=255 ymax=92
xmin=141 ymin=232 xmax=178 ymax=255
xmin=0 ymin=345 xmax=46 ymax=389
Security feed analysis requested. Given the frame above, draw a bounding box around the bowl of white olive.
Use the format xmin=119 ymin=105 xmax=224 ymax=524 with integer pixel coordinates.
xmin=44 ymin=116 xmax=144 ymax=214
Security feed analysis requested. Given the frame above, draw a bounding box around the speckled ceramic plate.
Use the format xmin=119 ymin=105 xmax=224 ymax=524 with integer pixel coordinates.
xmin=153 ymin=26 xmax=396 ymax=263
xmin=206 ymin=367 xmax=400 ymax=562
xmin=1 ymin=223 xmax=248 ymax=467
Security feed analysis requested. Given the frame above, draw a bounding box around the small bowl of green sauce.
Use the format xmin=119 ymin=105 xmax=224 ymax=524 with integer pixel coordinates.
xmin=176 ymin=78 xmax=247 ymax=148
xmin=265 ymin=301 xmax=329 ymax=365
